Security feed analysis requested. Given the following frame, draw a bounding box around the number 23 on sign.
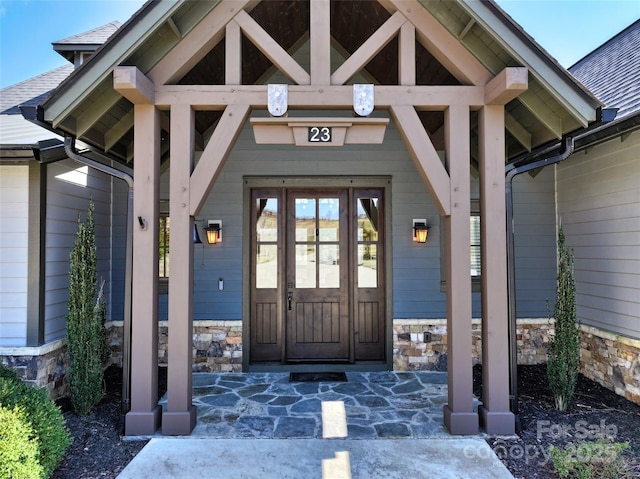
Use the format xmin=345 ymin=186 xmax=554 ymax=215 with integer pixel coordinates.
xmin=308 ymin=126 xmax=332 ymax=143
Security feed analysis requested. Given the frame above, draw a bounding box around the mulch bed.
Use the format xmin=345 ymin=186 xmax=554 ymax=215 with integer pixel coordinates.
xmin=476 ymin=364 xmax=640 ymax=478
xmin=50 ymin=366 xmax=152 ymax=479
xmin=51 ymin=364 xmax=639 ymax=478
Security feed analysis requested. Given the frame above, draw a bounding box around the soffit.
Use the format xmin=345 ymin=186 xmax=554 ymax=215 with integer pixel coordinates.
xmin=41 ymin=0 xmax=600 ymax=166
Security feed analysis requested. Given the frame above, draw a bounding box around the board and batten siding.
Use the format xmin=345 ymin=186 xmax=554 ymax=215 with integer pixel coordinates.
xmin=0 ymin=165 xmax=29 ymax=346
xmin=556 ymin=130 xmax=640 ymax=339
xmin=157 ymin=114 xmax=557 ymax=322
xmin=44 ymin=160 xmax=113 ymax=343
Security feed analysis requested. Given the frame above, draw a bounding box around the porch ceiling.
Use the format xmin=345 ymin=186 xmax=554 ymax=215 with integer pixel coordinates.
xmin=40 ymin=0 xmax=600 ymax=166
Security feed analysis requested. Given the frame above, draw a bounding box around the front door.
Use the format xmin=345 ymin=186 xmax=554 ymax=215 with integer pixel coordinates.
xmin=286 ymin=190 xmax=349 ymax=361
xmin=250 ymin=186 xmax=385 ymax=364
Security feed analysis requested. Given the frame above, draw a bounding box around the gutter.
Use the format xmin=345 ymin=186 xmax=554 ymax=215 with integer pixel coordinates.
xmin=505 ymin=108 xmax=631 ymax=426
xmin=22 ymin=104 xmax=136 ymax=430
xmin=505 ymin=137 xmax=574 ymax=426
xmin=64 ymin=137 xmax=134 ymax=426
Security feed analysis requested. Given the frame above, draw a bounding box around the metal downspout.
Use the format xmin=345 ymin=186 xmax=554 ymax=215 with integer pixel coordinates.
xmin=505 ymin=110 xmax=621 ymax=426
xmin=64 ymin=137 xmax=134 ymax=423
xmin=505 ymin=136 xmax=575 ymax=427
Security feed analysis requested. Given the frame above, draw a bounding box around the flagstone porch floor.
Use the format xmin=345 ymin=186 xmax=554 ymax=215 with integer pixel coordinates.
xmin=159 ymin=371 xmax=469 ymax=439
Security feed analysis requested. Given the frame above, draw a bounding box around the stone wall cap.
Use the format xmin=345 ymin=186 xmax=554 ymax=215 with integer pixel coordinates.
xmin=0 ymin=339 xmax=65 ymax=357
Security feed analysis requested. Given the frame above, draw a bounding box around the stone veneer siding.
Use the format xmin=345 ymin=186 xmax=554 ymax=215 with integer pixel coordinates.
xmin=5 ymin=319 xmax=638 ymax=406
xmin=392 ymin=318 xmax=553 ymax=371
xmin=105 ymin=318 xmax=553 ymax=373
xmin=105 ymin=320 xmax=244 ymax=372
xmin=0 ymin=340 xmax=68 ymax=400
xmin=579 ymin=324 xmax=640 ymax=404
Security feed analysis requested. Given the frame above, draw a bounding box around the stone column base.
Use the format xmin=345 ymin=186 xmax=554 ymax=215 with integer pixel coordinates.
xmin=479 ymin=406 xmax=515 ymax=435
xmin=162 ymin=406 xmax=198 ymax=435
xmin=443 ymin=406 xmax=478 ymax=435
xmin=125 ymin=406 xmax=162 ymax=436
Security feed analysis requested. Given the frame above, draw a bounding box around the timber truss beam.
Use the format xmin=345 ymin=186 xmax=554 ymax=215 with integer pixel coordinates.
xmin=119 ymin=0 xmax=528 ymax=438
xmin=114 ymin=63 xmax=526 ymax=217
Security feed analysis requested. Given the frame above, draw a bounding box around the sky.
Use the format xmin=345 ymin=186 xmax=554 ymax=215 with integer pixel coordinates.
xmin=0 ymin=0 xmax=639 ymax=89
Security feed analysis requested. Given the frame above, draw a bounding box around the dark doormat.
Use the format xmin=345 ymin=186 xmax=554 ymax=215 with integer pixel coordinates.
xmin=289 ymin=372 xmax=347 ymax=382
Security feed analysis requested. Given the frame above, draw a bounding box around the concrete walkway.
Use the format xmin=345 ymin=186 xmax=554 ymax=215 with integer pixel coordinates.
xmin=117 ymin=371 xmax=514 ymax=478
xmin=117 ymin=437 xmax=514 ymax=478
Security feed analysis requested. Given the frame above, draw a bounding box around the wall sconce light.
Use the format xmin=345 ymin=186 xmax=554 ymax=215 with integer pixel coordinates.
xmin=204 ymin=220 xmax=222 ymax=245
xmin=193 ymin=224 xmax=202 ymax=244
xmin=413 ymin=219 xmax=429 ymax=244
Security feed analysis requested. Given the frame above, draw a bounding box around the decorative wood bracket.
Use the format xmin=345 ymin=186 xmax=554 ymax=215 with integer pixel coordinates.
xmin=114 ymin=66 xmax=155 ymax=105
xmin=485 ymin=67 xmax=528 ymax=105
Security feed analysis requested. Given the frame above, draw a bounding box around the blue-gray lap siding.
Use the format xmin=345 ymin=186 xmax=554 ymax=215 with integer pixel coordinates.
xmin=158 ymin=117 xmax=558 ymax=323
xmin=557 ymin=130 xmax=640 ymax=339
xmin=44 ymin=159 xmax=115 ymax=342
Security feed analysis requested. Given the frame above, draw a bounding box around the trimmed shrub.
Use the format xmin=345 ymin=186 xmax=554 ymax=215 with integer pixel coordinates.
xmin=0 ymin=404 xmax=44 ymax=479
xmin=66 ymin=200 xmax=109 ymax=415
xmin=0 ymin=367 xmax=71 ymax=479
xmin=549 ymin=440 xmax=631 ymax=479
xmin=547 ymin=226 xmax=580 ymax=411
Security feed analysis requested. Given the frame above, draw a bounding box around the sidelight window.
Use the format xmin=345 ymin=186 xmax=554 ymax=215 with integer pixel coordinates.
xmin=256 ymin=197 xmax=278 ymax=289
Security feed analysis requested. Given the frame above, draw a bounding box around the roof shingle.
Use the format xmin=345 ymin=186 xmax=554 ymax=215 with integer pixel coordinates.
xmin=52 ymin=21 xmax=121 ymax=46
xmin=569 ymin=20 xmax=640 ymax=119
xmin=0 ymin=65 xmax=73 ymax=114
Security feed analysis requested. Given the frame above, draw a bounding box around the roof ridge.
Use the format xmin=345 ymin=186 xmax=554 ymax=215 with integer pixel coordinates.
xmin=52 ymin=20 xmax=122 ymax=45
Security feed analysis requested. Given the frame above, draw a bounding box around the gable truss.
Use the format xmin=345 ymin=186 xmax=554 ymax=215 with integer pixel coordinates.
xmin=101 ymin=0 xmax=532 ymax=158
xmin=115 ymin=0 xmax=528 ymax=438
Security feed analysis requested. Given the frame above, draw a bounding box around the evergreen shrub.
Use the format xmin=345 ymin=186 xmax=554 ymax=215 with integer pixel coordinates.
xmin=0 ymin=366 xmax=71 ymax=478
xmin=0 ymin=405 xmax=44 ymax=479
xmin=547 ymin=226 xmax=581 ymax=411
xmin=66 ymin=200 xmax=109 ymax=415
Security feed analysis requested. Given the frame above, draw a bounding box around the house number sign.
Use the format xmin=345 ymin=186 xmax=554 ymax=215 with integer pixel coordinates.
xmin=308 ymin=126 xmax=332 ymax=143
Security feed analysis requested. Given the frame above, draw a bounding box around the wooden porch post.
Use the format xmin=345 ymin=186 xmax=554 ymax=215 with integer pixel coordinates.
xmin=443 ymin=105 xmax=478 ymax=435
xmin=162 ymin=104 xmax=197 ymax=435
xmin=478 ymin=105 xmax=515 ymax=434
xmin=125 ymin=104 xmax=161 ymax=435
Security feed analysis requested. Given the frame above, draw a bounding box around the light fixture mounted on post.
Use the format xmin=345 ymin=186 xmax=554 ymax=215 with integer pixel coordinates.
xmin=204 ymin=220 xmax=222 ymax=245
xmin=413 ymin=219 xmax=429 ymax=244
xmin=193 ymin=224 xmax=202 ymax=244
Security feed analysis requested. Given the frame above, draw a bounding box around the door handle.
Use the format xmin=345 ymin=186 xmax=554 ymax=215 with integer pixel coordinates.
xmin=287 ymin=292 xmax=292 ymax=311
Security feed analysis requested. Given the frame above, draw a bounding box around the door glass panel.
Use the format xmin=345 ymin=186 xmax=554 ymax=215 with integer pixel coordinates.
xmin=319 ymin=245 xmax=339 ymax=288
xmin=256 ymin=198 xmax=278 ymax=241
xmin=256 ymin=245 xmax=278 ymax=288
xmin=295 ymin=198 xmax=316 ymax=241
xmin=296 ymin=244 xmax=316 ymax=288
xmin=357 ymin=199 xmax=379 ymax=241
xmin=358 ymin=245 xmax=377 ymax=288
xmin=319 ymin=198 xmax=339 ymax=241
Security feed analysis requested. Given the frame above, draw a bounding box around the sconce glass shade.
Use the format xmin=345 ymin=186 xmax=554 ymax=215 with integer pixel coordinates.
xmin=204 ymin=223 xmax=221 ymax=244
xmin=193 ymin=224 xmax=202 ymax=244
xmin=413 ymin=223 xmax=429 ymax=244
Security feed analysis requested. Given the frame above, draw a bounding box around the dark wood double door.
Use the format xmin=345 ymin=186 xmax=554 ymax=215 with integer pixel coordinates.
xmin=250 ymin=187 xmax=385 ymax=364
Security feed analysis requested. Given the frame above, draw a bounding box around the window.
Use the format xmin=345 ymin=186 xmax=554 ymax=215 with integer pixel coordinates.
xmin=440 ymin=199 xmax=481 ymax=292
xmin=159 ymin=201 xmax=170 ymax=293
xmin=159 ymin=216 xmax=170 ymax=280
xmin=470 ymin=205 xmax=481 ymax=278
